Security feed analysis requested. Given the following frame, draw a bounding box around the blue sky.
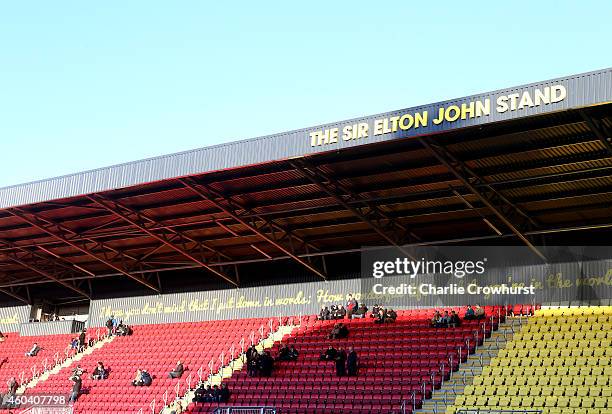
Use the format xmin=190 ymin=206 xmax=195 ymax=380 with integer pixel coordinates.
xmin=1 ymin=1 xmax=610 ymax=188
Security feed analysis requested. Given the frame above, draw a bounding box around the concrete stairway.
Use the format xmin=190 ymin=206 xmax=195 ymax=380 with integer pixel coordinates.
xmin=17 ymin=335 xmax=115 ymax=393
xmin=417 ymin=318 xmax=521 ymax=414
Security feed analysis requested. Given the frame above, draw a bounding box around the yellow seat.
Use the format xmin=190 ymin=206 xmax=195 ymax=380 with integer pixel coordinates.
xmin=518 ymin=386 xmax=530 ymax=396
xmin=527 ymin=377 xmax=540 ymax=387
xmin=498 ymin=393 xmax=512 ymax=404
xmin=553 ymin=386 xmax=565 ymax=397
xmin=598 ymin=356 xmax=610 ymax=366
xmin=532 ymin=396 xmax=545 ymax=407
xmin=595 ymin=376 xmax=608 ymax=387
xmin=475 ymin=396 xmax=488 ymax=406
xmin=582 ymin=397 xmax=594 ymax=408
xmin=487 ymin=396 xmax=499 ymax=406
xmin=578 ymin=387 xmax=590 ymax=397
xmin=541 ymin=386 xmax=553 ymax=397
xmin=506 ymin=386 xmax=519 ymax=396
xmin=464 ymin=395 xmax=476 ymax=406
xmin=557 ymin=396 xmax=570 ymax=407
xmin=463 ymin=385 xmax=474 ymax=395
xmin=529 ymin=386 xmax=542 ymax=396
xmin=573 ymin=377 xmax=586 ymax=386
xmin=561 ymin=376 xmax=574 ymax=386
xmin=510 ymin=396 xmax=523 ymax=408
xmin=542 ymin=357 xmax=553 ymax=367
xmin=515 ymin=376 xmax=527 ymax=386
xmin=474 ymin=386 xmax=486 ymax=396
xmin=454 ymin=395 xmax=466 ymax=406
xmin=584 ymin=377 xmax=597 ymax=387
xmin=522 ymin=396 xmax=535 ymax=407
xmin=589 ymin=386 xmax=602 ymax=397
xmin=538 ymin=377 xmax=550 ymax=386
xmin=570 ymin=397 xmax=582 ymax=408
xmin=545 ymin=396 xmax=557 ymax=407
xmin=593 ymin=397 xmax=607 ymax=408
xmin=565 ymin=386 xmax=577 ymax=397
xmin=572 ymin=348 xmax=584 ymax=357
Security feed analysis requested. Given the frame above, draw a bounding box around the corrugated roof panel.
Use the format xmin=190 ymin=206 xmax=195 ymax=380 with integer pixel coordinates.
xmin=1 ymin=68 xmax=610 ymax=209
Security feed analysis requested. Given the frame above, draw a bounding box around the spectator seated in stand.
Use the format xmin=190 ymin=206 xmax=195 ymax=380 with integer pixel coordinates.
xmin=431 ymin=311 xmax=442 ymax=327
xmin=192 ymin=383 xmax=210 ymax=403
xmin=276 ymin=344 xmax=298 ymax=361
xmin=116 ymin=321 xmax=132 ymax=336
xmin=328 ymin=322 xmax=349 ymax=339
xmin=464 ymin=305 xmax=475 ymax=320
xmin=0 ymin=331 xmax=5 ymax=343
xmin=25 ymin=343 xmax=41 ymax=357
xmin=71 ymin=365 xmax=85 ymax=379
xmin=386 ymin=308 xmax=397 ymax=322
xmin=474 ymin=304 xmax=486 ymax=320
xmin=91 ymin=361 xmax=108 ymax=380
xmin=132 ymin=369 xmax=144 ymax=386
xmin=318 ymin=306 xmax=331 ymax=321
xmin=141 ymin=369 xmax=152 ymax=386
xmin=370 ymin=304 xmax=380 ymax=318
xmin=450 ymin=310 xmax=461 ymax=327
xmin=374 ymin=308 xmax=390 ymax=324
xmin=352 ymin=304 xmax=368 ymax=319
xmin=320 ymin=345 xmax=338 ymax=361
xmin=288 ymin=345 xmax=299 ymax=360
xmin=257 ymin=351 xmax=274 ymax=377
xmin=169 ymin=360 xmax=184 ymax=379
xmin=219 ymin=383 xmax=231 ymax=403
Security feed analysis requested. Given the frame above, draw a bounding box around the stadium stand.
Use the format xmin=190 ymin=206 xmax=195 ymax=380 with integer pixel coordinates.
xmin=26 ymin=318 xmax=280 ymax=414
xmin=186 ymin=307 xmax=504 ymax=414
xmin=0 ymin=332 xmax=75 ymax=389
xmin=447 ymin=306 xmax=612 ymax=414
